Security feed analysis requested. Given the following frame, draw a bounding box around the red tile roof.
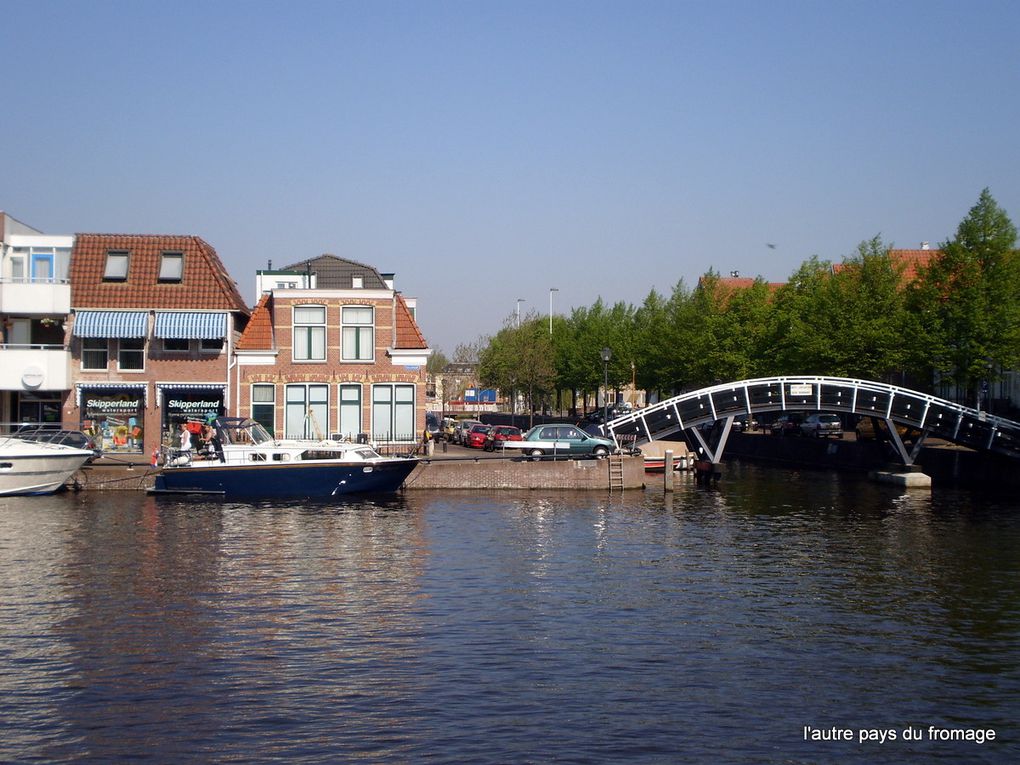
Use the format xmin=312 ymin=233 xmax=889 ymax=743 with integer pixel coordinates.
xmin=395 ymin=294 xmax=427 ymax=349
xmin=887 ymin=248 xmax=937 ymax=281
xmin=236 ymin=293 xmax=274 ymax=351
xmin=71 ymin=234 xmax=249 ymax=313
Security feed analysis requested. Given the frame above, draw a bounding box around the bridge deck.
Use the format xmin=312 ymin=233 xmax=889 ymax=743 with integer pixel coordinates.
xmin=603 ymin=376 xmax=1020 ymax=461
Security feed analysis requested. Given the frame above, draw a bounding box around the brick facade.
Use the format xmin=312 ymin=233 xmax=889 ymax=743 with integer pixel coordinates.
xmin=235 ymin=258 xmax=430 ymax=444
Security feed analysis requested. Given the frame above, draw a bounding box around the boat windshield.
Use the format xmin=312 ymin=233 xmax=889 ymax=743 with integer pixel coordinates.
xmin=216 ymin=418 xmax=274 ymax=445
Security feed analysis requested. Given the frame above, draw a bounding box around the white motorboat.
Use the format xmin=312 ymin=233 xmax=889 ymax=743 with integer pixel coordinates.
xmin=152 ymin=417 xmax=419 ymax=498
xmin=0 ymin=432 xmax=96 ymax=496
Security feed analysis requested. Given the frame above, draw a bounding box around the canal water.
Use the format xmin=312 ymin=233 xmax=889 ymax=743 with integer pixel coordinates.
xmin=1 ymin=463 xmax=1018 ymax=764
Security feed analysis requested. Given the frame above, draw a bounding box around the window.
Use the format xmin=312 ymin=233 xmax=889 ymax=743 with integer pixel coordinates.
xmin=163 ymin=338 xmax=190 ymax=352
xmin=293 ymin=305 xmax=326 ymax=361
xmin=285 ymin=384 xmax=328 ymax=439
xmin=251 ymin=384 xmax=275 ymax=435
xmin=9 ymin=250 xmax=26 ymax=282
xmin=352 ymin=276 xmax=363 ymax=289
xmin=82 ymin=338 xmax=109 ymax=370
xmin=158 ymin=252 xmax=184 ymax=282
xmin=118 ymin=338 xmax=145 ymax=371
xmin=371 ymin=384 xmax=415 ymax=442
xmin=103 ymin=251 xmax=129 ymax=281
xmin=200 ymin=338 xmax=224 ymax=353
xmin=342 ymin=306 xmax=374 ymax=361
xmin=338 ymin=384 xmax=362 ymax=440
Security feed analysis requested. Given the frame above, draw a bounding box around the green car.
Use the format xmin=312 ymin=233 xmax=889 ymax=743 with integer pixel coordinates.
xmin=503 ymin=423 xmax=617 ymax=457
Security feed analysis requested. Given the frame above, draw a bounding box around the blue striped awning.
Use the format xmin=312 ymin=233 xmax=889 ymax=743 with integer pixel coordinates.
xmin=73 ymin=311 xmax=149 ymax=338
xmin=154 ymin=312 xmax=228 ymax=340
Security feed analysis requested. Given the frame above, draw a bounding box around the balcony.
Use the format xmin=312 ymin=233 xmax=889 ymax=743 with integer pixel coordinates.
xmin=0 ymin=345 xmax=71 ymax=391
xmin=0 ymin=279 xmax=71 ymax=315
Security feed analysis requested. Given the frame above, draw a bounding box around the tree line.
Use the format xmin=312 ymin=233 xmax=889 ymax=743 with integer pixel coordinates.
xmin=448 ymin=190 xmax=1020 ymax=415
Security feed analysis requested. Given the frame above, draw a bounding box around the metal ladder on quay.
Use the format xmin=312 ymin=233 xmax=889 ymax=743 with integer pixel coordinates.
xmin=608 ymin=454 xmax=625 ymax=492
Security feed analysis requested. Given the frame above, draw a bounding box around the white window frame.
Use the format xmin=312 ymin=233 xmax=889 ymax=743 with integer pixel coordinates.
xmin=103 ymin=251 xmax=129 ymax=281
xmin=251 ymin=383 xmax=276 ymax=435
xmin=371 ymin=383 xmax=415 ymax=442
xmin=284 ymin=383 xmax=329 ymax=439
xmin=81 ymin=338 xmax=109 ymax=370
xmin=337 ymin=384 xmax=362 ymax=440
xmin=158 ymin=251 xmax=184 ymax=282
xmin=293 ymin=305 xmax=327 ymax=362
xmin=341 ymin=305 xmax=374 ymax=362
xmin=117 ymin=338 xmax=146 ymax=372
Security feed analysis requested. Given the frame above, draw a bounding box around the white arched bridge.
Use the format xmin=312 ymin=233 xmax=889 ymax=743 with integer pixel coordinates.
xmin=601 ymin=376 xmax=1020 ymax=467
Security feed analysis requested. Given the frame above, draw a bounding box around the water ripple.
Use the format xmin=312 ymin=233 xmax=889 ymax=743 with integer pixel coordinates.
xmin=0 ymin=467 xmax=1018 ymax=763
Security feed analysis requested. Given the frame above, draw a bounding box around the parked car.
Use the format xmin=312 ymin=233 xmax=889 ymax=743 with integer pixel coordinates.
xmin=464 ymin=423 xmax=492 ymax=449
xmin=769 ymin=414 xmax=803 ymax=436
xmin=854 ymin=417 xmax=911 ymax=441
xmin=504 ymin=423 xmax=617 ymax=457
xmin=483 ymin=425 xmax=523 ymax=451
xmin=732 ymin=416 xmax=759 ymax=432
xmin=453 ymin=419 xmax=482 ymax=445
xmin=441 ymin=417 xmax=458 ymax=441
xmin=800 ymin=413 xmax=843 ymax=438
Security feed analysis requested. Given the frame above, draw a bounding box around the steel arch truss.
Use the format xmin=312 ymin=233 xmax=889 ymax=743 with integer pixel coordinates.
xmin=602 ymin=376 xmax=1020 ymax=466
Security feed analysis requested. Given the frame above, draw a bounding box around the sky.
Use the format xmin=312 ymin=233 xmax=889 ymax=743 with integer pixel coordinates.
xmin=4 ymin=0 xmax=1020 ymax=354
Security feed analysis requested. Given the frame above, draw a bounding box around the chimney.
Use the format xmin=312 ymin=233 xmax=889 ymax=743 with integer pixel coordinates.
xmin=920 ymin=242 xmax=930 ymax=250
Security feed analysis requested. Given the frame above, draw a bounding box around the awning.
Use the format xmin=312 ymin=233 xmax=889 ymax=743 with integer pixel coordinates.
xmin=73 ymin=311 xmax=148 ymax=338
xmin=154 ymin=312 xmax=227 ymax=340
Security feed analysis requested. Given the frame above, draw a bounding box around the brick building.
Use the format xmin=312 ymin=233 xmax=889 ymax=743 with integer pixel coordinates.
xmin=235 ymin=255 xmax=431 ymax=444
xmin=65 ymin=234 xmax=249 ymax=455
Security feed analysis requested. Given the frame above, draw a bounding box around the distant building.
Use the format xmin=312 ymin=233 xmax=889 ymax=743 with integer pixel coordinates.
xmin=236 ymin=254 xmax=431 ymax=443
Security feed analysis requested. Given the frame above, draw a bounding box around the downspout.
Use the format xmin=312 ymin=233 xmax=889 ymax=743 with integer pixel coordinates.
xmin=227 ymin=311 xmax=236 ymax=415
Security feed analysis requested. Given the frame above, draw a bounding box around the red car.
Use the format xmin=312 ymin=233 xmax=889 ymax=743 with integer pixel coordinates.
xmin=464 ymin=424 xmax=492 ymax=449
xmin=483 ymin=425 xmax=523 ymax=451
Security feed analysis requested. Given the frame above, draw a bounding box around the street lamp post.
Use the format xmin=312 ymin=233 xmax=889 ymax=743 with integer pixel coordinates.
xmin=601 ymin=347 xmax=612 ymax=425
xmin=548 ymin=287 xmax=558 ymax=335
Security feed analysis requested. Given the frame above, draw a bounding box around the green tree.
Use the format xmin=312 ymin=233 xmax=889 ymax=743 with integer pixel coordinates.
xmin=426 ymin=347 xmax=449 ymax=375
xmin=478 ymin=313 xmax=556 ymax=426
xmin=908 ymin=189 xmax=1020 ymax=402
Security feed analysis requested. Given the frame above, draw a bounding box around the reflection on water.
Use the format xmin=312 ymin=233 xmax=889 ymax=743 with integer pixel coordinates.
xmin=1 ymin=465 xmax=1018 ymax=763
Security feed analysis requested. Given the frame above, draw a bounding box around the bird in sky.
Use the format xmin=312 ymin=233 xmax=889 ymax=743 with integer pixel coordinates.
xmin=766 ymin=243 xmax=777 ymax=250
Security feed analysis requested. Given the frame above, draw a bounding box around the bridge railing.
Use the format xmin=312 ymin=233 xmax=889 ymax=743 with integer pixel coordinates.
xmin=603 ymin=376 xmax=1020 ymax=459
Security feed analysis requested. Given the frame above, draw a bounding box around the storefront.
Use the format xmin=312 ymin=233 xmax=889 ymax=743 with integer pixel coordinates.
xmin=77 ymin=384 xmax=147 ymax=454
xmin=157 ymin=384 xmax=226 ymax=438
xmin=16 ymin=392 xmax=63 ymax=427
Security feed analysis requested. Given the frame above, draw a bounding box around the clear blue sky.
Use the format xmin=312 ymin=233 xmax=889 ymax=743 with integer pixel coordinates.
xmin=5 ymin=0 xmax=1019 ymax=354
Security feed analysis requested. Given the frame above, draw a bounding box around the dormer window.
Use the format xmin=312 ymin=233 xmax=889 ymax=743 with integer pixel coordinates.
xmin=103 ymin=251 xmax=129 ymax=282
xmin=158 ymin=252 xmax=184 ymax=282
xmin=352 ymin=276 xmax=364 ymax=289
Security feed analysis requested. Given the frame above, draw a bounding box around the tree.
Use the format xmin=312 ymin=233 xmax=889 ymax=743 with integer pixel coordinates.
xmin=426 ymin=347 xmax=449 ymax=375
xmin=478 ymin=313 xmax=556 ymax=427
xmin=908 ymin=189 xmax=1020 ymax=402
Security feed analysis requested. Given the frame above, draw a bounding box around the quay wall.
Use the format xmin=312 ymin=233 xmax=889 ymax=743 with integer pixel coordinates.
xmin=74 ymin=455 xmax=647 ymax=492
xmin=724 ymin=432 xmax=1020 ymax=487
xmin=403 ymin=455 xmax=646 ymax=490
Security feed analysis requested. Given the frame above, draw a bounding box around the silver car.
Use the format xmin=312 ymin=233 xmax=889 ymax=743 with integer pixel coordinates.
xmin=800 ymin=413 xmax=843 ymax=438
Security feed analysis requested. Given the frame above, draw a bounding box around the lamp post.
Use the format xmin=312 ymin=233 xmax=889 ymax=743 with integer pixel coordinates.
xmin=548 ymin=287 xmax=558 ymax=335
xmin=516 ymin=298 xmax=526 ymax=328
xmin=601 ymin=347 xmax=612 ymax=425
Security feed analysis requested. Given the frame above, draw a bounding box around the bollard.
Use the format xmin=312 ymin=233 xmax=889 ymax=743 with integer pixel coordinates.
xmin=664 ymin=449 xmax=674 ymax=492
